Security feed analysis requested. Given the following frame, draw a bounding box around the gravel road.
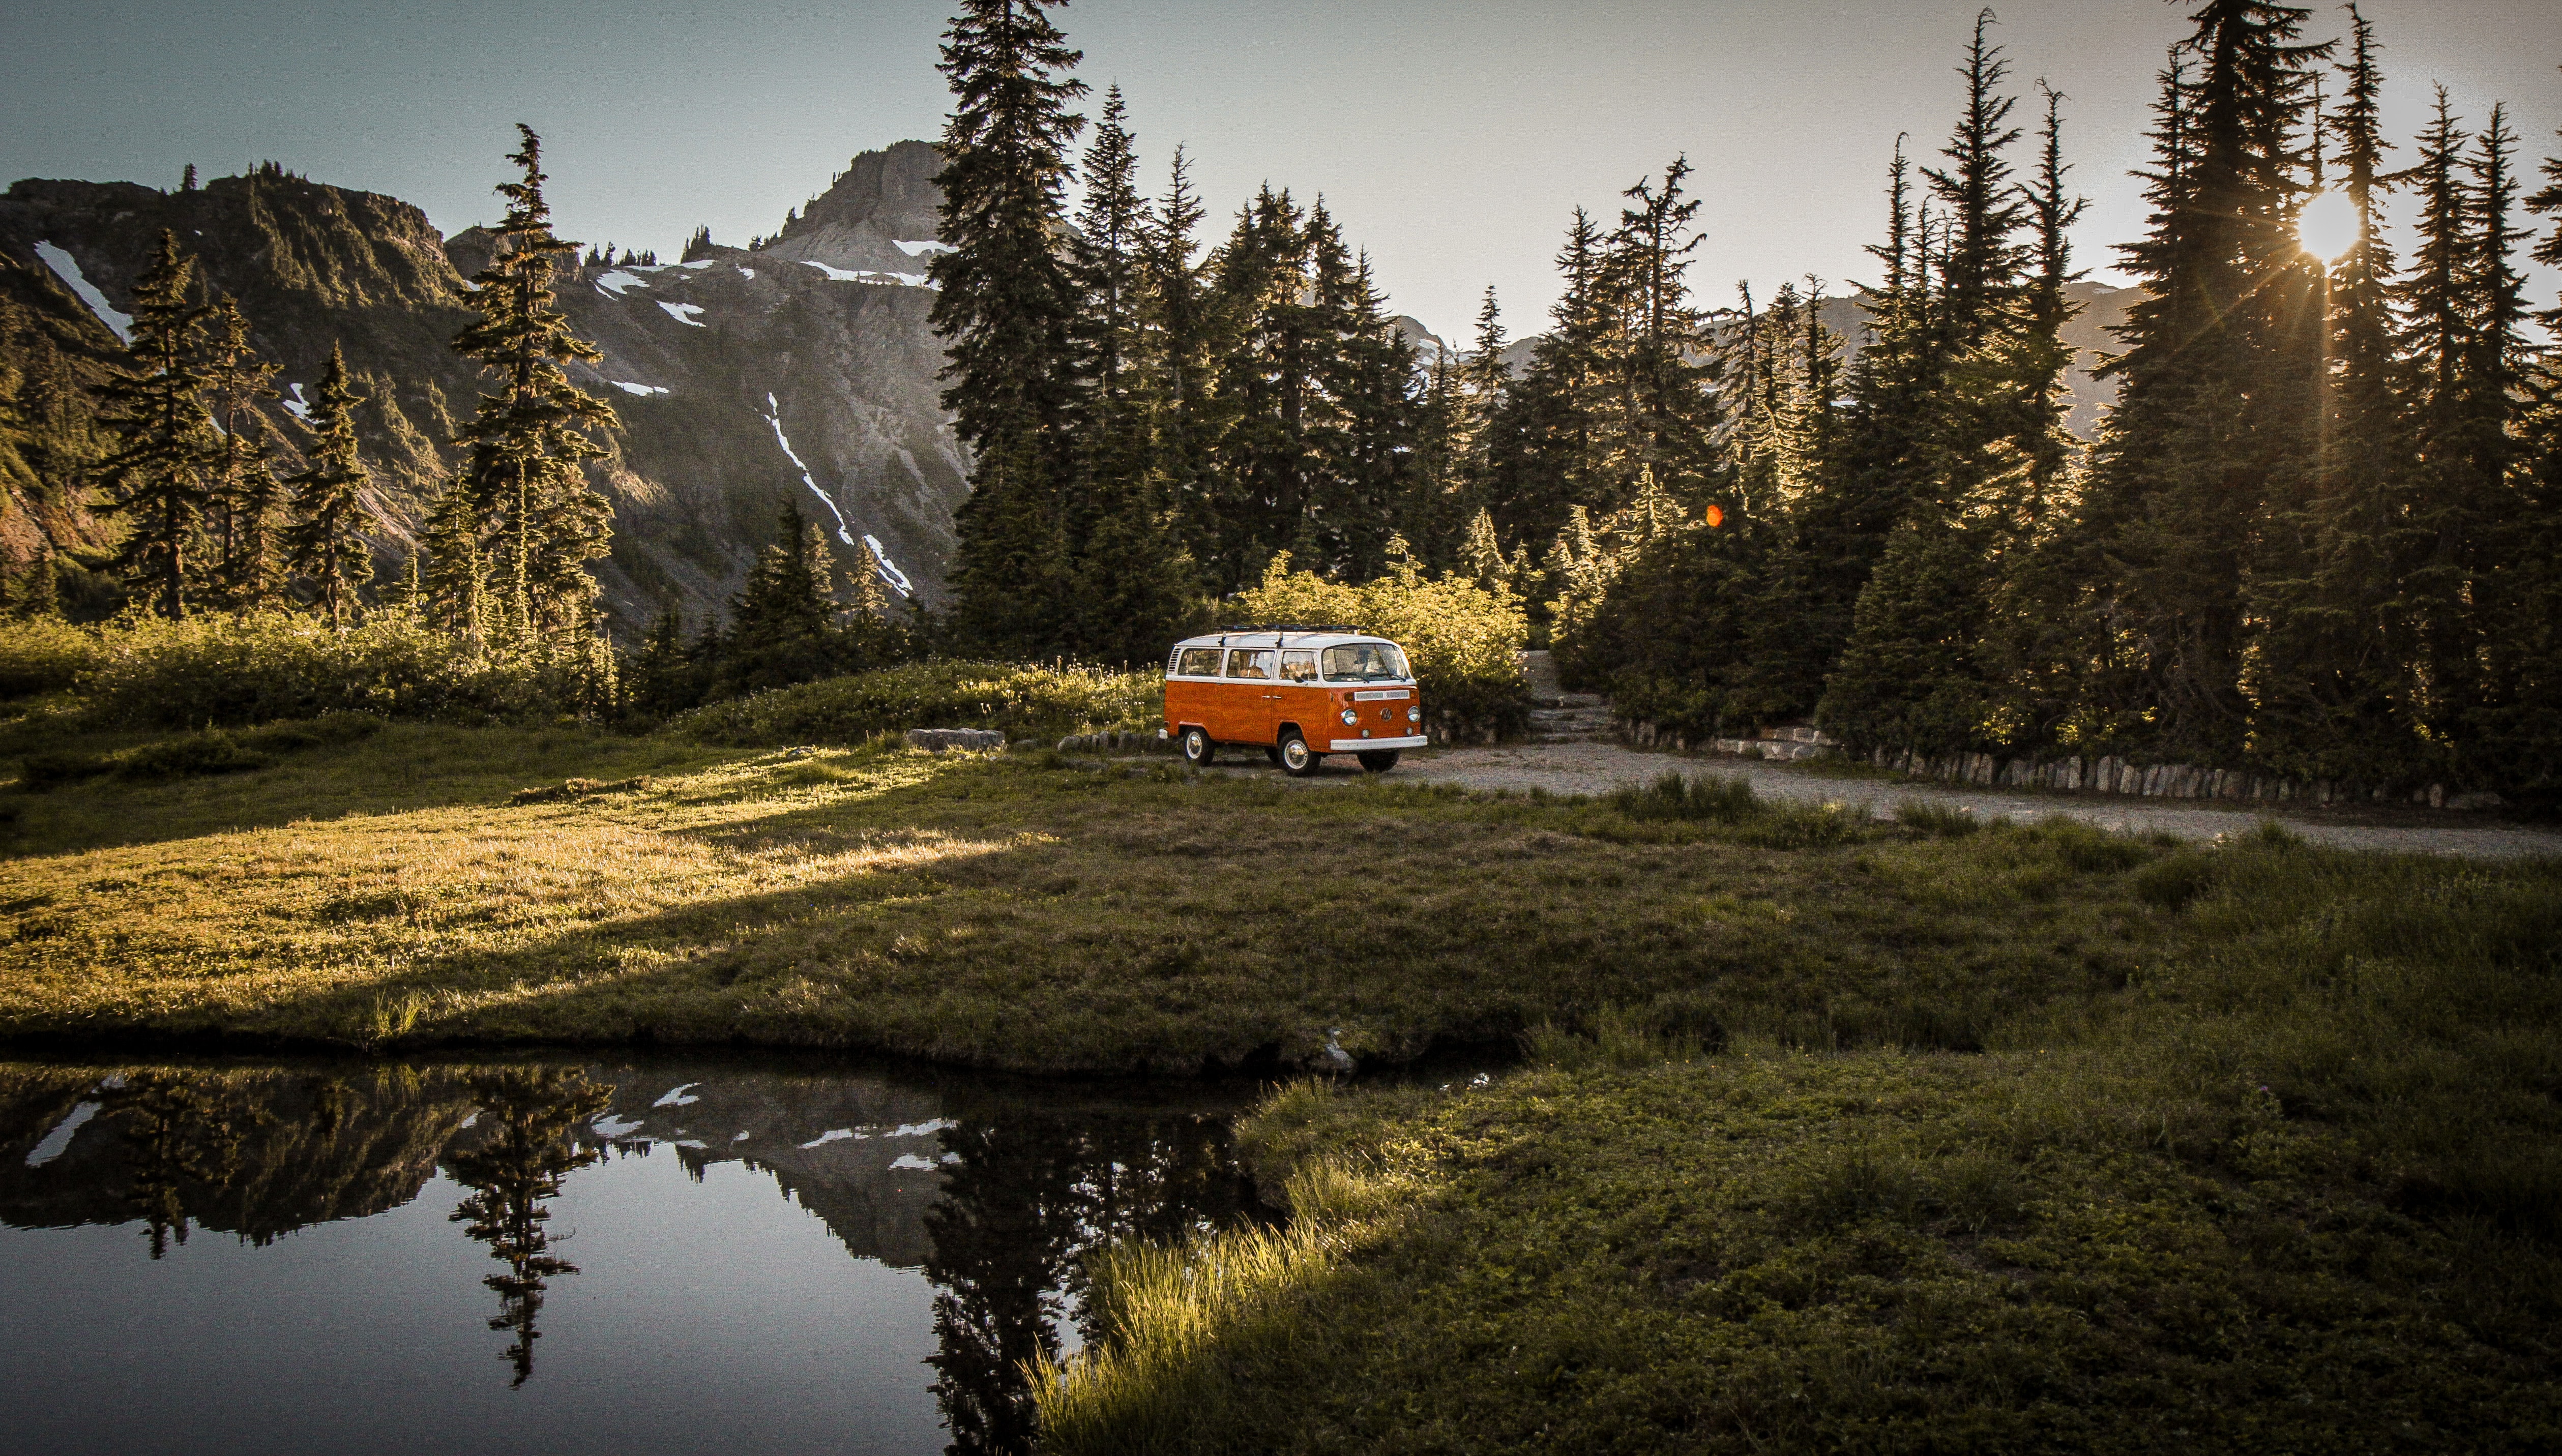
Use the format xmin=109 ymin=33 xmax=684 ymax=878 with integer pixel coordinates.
xmin=1237 ymin=739 xmax=2561 ymax=861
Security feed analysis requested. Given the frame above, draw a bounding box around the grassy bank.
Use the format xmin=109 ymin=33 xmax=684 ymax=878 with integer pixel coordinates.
xmin=13 ymin=714 xmax=2190 ymax=1072
xmin=9 ymin=705 xmax=2558 ymax=1446
xmin=1039 ymin=832 xmax=2562 ymax=1451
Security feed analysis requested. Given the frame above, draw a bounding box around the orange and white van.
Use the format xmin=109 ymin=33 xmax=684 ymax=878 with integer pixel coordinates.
xmin=1163 ymin=626 xmax=1426 ymax=776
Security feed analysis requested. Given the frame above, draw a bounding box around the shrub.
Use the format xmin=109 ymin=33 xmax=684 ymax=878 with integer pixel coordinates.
xmin=669 ymin=660 xmax=1160 ymax=747
xmin=118 ymin=731 xmax=271 ymax=780
xmin=77 ymin=610 xmax=617 ymax=728
xmin=1233 ymin=551 xmax=1529 ymax=741
xmin=18 ymin=749 xmax=114 ymax=790
xmin=1611 ymin=770 xmax=1758 ymax=823
xmin=13 ymin=713 xmax=386 ymax=793
xmin=0 ymin=617 xmax=99 ymax=699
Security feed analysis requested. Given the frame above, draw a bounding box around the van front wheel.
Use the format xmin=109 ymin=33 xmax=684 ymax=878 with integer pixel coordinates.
xmin=1181 ymin=727 xmax=1215 ymax=766
xmin=1279 ymin=732 xmax=1321 ymax=777
xmin=1357 ymin=750 xmax=1400 ymax=773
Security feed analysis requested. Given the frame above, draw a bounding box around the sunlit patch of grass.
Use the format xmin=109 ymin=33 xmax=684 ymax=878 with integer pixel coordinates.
xmin=0 ymin=716 xmax=2194 ymax=1074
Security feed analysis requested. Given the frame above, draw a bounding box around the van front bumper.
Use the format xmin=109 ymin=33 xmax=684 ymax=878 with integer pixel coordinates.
xmin=1327 ymin=735 xmax=1428 ymax=752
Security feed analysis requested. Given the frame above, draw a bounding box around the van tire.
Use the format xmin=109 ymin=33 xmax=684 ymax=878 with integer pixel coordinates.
xmin=1279 ymin=731 xmax=1321 ymax=777
xmin=1357 ymin=750 xmax=1400 ymax=773
xmin=1181 ymin=726 xmax=1215 ymax=766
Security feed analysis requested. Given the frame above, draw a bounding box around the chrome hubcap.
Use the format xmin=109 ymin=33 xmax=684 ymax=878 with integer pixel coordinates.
xmin=1284 ymin=740 xmax=1308 ymax=769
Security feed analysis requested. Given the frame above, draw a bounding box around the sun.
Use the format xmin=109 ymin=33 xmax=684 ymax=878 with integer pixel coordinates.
xmin=2298 ymin=190 xmax=2362 ymax=261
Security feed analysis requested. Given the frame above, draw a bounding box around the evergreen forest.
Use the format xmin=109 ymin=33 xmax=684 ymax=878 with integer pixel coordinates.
xmin=925 ymin=0 xmax=2562 ymax=798
xmin=11 ymin=0 xmax=2562 ymax=800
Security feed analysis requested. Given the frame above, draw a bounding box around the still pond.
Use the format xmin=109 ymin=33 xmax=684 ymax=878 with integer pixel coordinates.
xmin=0 ymin=1055 xmax=1269 ymax=1455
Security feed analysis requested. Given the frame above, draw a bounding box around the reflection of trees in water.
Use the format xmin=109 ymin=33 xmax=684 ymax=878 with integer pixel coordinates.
xmin=444 ymin=1067 xmax=612 ymax=1388
xmin=924 ymin=1106 xmax=1265 ymax=1456
xmin=106 ymin=1073 xmax=250 ymax=1259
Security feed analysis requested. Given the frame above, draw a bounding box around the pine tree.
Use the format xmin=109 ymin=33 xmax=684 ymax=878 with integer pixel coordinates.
xmin=198 ymin=296 xmax=286 ymax=611
xmin=2078 ymin=3 xmax=2331 ymax=759
xmin=448 ymin=126 xmax=619 ymax=641
xmin=94 ymin=231 xmax=214 ymax=619
xmin=630 ymin=608 xmax=704 ymax=717
xmin=1312 ymin=245 xmax=1420 ymax=580
xmin=1607 ymin=158 xmax=1723 ymax=509
xmin=717 ymin=497 xmax=846 ymax=694
xmin=2245 ymin=3 xmax=2414 ymax=777
xmin=280 ymin=344 xmax=377 ymax=627
xmin=929 ymin=0 xmax=1087 ymax=655
xmin=2496 ymin=75 xmax=2562 ymax=789
xmin=1143 ymin=145 xmax=1216 ymax=556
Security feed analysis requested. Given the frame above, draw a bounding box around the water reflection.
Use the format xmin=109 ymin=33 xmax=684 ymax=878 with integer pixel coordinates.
xmin=0 ymin=1057 xmax=1265 ymax=1455
xmin=446 ymin=1068 xmax=612 ymax=1386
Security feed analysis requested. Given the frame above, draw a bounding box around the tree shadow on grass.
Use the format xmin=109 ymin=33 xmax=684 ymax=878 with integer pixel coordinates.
xmin=250 ymin=763 xmax=2139 ymax=1077
xmin=4 ymin=723 xmax=747 ymax=858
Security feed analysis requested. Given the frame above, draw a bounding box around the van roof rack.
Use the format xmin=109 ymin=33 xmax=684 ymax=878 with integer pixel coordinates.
xmin=1215 ymin=623 xmax=1364 ymax=635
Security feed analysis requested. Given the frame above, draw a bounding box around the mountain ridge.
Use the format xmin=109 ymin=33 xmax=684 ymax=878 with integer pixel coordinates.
xmin=0 ymin=143 xmax=967 ymax=628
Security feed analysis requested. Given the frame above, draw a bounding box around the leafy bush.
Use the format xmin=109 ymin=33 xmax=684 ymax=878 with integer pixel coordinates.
xmin=118 ymin=731 xmax=272 ymax=780
xmin=669 ymin=660 xmax=1160 ymax=747
xmin=13 ymin=712 xmax=385 ymax=793
xmin=78 ymin=610 xmax=617 ymax=728
xmin=1233 ymin=551 xmax=1528 ymax=741
xmin=0 ymin=618 xmax=99 ymax=699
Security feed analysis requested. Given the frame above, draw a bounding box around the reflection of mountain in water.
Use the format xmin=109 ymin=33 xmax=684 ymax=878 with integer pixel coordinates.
xmin=0 ymin=1063 xmax=476 ymax=1247
xmin=0 ymin=1057 xmax=1265 ymax=1450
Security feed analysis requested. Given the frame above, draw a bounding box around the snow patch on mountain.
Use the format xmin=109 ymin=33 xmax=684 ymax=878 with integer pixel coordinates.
xmin=595 ymin=270 xmax=650 ymax=297
xmin=282 ymin=382 xmax=313 ymax=421
xmin=34 ymin=242 xmax=133 ymax=342
xmin=760 ymin=393 xmax=917 ymax=598
xmin=865 ymin=536 xmax=914 ymax=597
xmin=891 ymin=240 xmax=953 ymax=257
xmin=658 ymin=301 xmax=706 ymax=326
xmin=801 ymin=259 xmax=934 ymax=288
xmin=612 ymin=380 xmax=670 ymax=397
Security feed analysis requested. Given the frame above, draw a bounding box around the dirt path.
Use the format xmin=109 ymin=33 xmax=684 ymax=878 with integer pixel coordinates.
xmin=1244 ymin=739 xmax=2560 ymax=861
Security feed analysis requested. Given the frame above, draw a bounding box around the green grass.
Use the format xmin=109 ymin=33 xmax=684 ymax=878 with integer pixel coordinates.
xmin=1038 ymin=829 xmax=2562 ymax=1452
xmin=10 ymin=710 xmax=2557 ymax=1446
xmin=7 ymin=716 xmax=2188 ymax=1074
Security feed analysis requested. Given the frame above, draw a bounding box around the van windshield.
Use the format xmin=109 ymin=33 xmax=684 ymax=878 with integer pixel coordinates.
xmin=1322 ymin=643 xmax=1409 ymax=681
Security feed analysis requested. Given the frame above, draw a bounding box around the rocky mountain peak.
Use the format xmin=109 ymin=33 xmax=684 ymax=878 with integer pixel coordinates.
xmin=760 ymin=139 xmax=946 ymax=274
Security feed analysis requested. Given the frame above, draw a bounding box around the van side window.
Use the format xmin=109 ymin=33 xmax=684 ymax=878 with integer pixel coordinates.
xmin=1280 ymin=650 xmax=1318 ymax=683
xmin=1174 ymin=647 xmax=1222 ymax=676
xmin=1226 ymin=649 xmax=1276 ymax=679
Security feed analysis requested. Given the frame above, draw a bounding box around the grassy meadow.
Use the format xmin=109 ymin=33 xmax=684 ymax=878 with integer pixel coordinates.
xmin=1042 ymin=830 xmax=2562 ymax=1452
xmin=8 ymin=708 xmax=2184 ymax=1072
xmin=5 ymin=689 xmax=2558 ymax=1448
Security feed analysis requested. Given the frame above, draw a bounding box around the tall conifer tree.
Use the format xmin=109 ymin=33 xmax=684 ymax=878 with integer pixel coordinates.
xmin=199 ymin=296 xmax=287 ymax=611
xmin=280 ymin=343 xmax=376 ymax=626
xmin=448 ymin=125 xmax=618 ymax=640
xmin=930 ymin=0 xmax=1087 ymax=654
xmin=2079 ymin=2 xmax=2330 ymax=757
xmin=94 ymin=231 xmax=213 ymax=619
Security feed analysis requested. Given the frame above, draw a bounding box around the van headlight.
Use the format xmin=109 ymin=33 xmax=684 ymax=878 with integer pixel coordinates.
xmin=1407 ymin=706 xmax=1422 ymax=723
xmin=1340 ymin=709 xmax=1359 ymax=726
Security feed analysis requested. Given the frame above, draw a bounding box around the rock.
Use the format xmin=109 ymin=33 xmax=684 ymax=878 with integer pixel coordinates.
xmin=906 ymin=728 xmax=1004 ymax=752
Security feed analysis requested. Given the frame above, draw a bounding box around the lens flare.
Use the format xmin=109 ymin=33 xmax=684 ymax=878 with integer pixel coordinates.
xmin=2298 ymin=189 xmax=2361 ymax=261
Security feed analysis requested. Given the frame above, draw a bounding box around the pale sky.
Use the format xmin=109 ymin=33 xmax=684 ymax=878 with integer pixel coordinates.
xmin=4 ymin=0 xmax=2557 ymax=337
